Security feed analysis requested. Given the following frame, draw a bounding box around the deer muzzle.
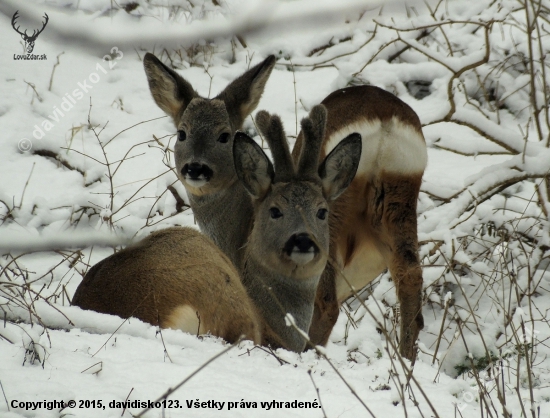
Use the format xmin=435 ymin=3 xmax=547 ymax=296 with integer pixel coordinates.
xmin=181 ymin=162 xmax=213 ymax=187
xmin=283 ymin=233 xmax=319 ymax=265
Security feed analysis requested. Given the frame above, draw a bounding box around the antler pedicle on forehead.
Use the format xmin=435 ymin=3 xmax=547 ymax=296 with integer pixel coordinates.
xmin=255 ymin=105 xmax=327 ymax=184
xmin=297 ymin=105 xmax=326 ymax=181
xmin=255 ymin=111 xmax=295 ymax=182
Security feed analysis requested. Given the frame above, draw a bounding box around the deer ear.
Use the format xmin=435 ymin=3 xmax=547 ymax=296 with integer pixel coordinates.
xmin=217 ymin=56 xmax=276 ymax=130
xmin=318 ymin=133 xmax=362 ymax=201
xmin=143 ymin=53 xmax=197 ymax=125
xmin=233 ymin=132 xmax=274 ymax=200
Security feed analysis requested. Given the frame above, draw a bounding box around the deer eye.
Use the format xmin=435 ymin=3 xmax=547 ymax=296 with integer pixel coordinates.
xmin=218 ymin=133 xmax=230 ymax=143
xmin=269 ymin=207 xmax=283 ymax=219
xmin=177 ymin=130 xmax=187 ymax=141
xmin=316 ymin=208 xmax=328 ymax=220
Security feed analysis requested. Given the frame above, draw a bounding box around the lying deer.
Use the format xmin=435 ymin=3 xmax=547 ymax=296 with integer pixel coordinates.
xmin=143 ymin=53 xmax=426 ymax=359
xmin=72 ymin=227 xmax=260 ymax=344
xmin=72 ymin=107 xmax=361 ymax=352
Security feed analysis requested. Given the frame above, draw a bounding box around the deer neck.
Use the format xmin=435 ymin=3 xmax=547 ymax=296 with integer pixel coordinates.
xmin=187 ymin=180 xmax=253 ymax=270
xmin=242 ymin=256 xmax=320 ymax=352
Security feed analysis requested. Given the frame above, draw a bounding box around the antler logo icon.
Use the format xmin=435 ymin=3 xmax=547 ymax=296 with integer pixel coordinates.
xmin=12 ymin=10 xmax=49 ymax=54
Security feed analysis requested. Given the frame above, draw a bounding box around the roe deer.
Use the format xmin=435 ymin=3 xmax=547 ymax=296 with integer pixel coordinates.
xmin=292 ymin=86 xmax=427 ymax=360
xmin=144 ymin=54 xmax=426 ymax=359
xmin=143 ymin=53 xmax=275 ymax=269
xmin=72 ymin=107 xmax=361 ymax=353
xmin=234 ymin=106 xmax=360 ymax=351
xmin=72 ymin=227 xmax=261 ymax=344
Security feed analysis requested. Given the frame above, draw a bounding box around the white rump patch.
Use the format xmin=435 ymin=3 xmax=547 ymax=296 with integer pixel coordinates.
xmin=164 ymin=304 xmax=203 ymax=335
xmin=324 ymin=117 xmax=428 ymax=176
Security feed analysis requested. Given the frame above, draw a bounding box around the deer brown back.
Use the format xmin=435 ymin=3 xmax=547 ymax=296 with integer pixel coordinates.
xmin=72 ymin=227 xmax=260 ymax=344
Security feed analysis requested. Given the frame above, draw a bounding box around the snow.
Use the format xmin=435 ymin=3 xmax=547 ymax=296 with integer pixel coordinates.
xmin=2 ymin=0 xmax=550 ymax=417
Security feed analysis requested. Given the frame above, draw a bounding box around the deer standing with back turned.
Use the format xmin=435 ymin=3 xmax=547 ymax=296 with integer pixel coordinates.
xmin=143 ymin=54 xmax=427 ymax=359
xmin=293 ymin=86 xmax=427 ymax=359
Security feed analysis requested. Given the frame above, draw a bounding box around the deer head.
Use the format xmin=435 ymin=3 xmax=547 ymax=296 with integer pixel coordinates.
xmin=12 ymin=11 xmax=49 ymax=54
xmin=233 ymin=106 xmax=362 ymax=351
xmin=143 ymin=53 xmax=276 ymax=197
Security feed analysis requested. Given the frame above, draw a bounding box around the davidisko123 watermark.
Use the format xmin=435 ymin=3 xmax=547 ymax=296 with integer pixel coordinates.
xmin=18 ymin=47 xmax=124 ymax=153
xmin=12 ymin=10 xmax=48 ymax=60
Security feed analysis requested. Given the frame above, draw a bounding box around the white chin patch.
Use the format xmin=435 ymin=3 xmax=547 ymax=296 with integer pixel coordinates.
xmin=185 ymin=178 xmax=208 ymax=188
xmin=290 ymin=251 xmax=315 ymax=266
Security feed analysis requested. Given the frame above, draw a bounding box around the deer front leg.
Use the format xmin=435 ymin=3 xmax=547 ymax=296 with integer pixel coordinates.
xmin=308 ymin=262 xmax=339 ymax=346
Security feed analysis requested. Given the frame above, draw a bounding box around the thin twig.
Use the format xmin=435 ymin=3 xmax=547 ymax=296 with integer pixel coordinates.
xmin=121 ymin=387 xmax=134 ymax=417
xmin=307 ymin=370 xmax=328 ymax=418
xmin=135 ymin=338 xmax=242 ymax=417
xmin=48 ymin=52 xmax=65 ymax=91
xmin=0 ymin=380 xmax=9 ymax=412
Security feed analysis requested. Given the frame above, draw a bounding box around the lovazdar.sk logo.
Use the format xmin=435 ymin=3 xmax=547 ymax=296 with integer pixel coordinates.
xmin=12 ymin=10 xmax=48 ymax=60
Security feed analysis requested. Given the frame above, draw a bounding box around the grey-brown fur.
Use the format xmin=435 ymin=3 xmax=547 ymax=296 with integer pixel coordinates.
xmin=255 ymin=111 xmax=294 ymax=182
xmin=72 ymin=227 xmax=260 ymax=344
xmin=143 ymin=53 xmax=276 ymax=269
xmin=72 ymin=108 xmax=360 ymax=353
xmin=144 ymin=54 xmax=426 ymax=358
xmin=233 ymin=107 xmax=361 ymax=351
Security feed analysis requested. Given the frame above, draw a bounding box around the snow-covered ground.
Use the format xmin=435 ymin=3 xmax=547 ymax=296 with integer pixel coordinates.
xmin=1 ymin=0 xmax=550 ymax=417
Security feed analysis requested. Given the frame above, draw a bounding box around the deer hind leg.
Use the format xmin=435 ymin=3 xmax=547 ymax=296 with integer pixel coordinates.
xmin=375 ymin=172 xmax=424 ymax=360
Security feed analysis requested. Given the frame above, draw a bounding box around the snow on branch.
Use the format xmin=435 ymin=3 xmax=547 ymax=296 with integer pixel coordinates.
xmin=0 ymin=0 xmax=384 ymax=54
xmin=0 ymin=230 xmax=130 ymax=253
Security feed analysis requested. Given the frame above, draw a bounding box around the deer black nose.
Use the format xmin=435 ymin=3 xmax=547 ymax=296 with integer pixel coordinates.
xmin=184 ymin=163 xmax=202 ymax=179
xmin=182 ymin=163 xmax=213 ymax=180
xmin=284 ymin=233 xmax=317 ymax=255
xmin=294 ymin=233 xmax=315 ymax=252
